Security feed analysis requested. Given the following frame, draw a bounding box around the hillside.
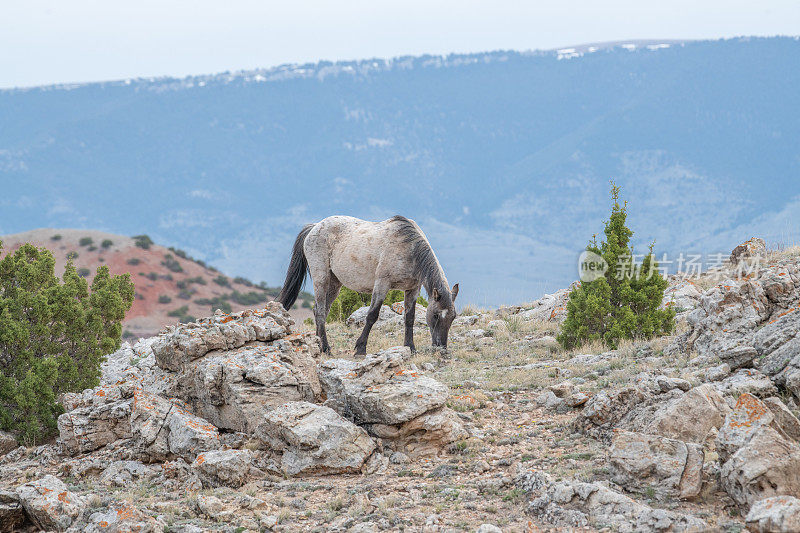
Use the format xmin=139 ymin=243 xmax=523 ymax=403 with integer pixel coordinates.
xmin=1 ymin=37 xmax=799 ymax=306
xmin=0 ymin=229 xmax=312 ymax=338
xmin=1 ymin=240 xmax=799 ymax=531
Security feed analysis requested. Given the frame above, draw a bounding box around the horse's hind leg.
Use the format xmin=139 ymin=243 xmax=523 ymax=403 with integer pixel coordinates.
xmin=312 ymin=273 xmax=336 ymax=354
xmin=403 ymin=287 xmax=420 ymax=353
xmin=354 ymin=280 xmax=390 ymax=356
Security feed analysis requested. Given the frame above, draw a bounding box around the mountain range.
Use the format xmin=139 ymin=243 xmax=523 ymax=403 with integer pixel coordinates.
xmin=1 ymin=36 xmax=799 ymax=306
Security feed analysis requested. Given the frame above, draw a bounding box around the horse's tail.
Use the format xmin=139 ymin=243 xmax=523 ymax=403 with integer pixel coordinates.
xmin=277 ymin=224 xmax=314 ymax=311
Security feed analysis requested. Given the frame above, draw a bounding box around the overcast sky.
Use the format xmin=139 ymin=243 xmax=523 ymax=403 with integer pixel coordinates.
xmin=2 ymin=0 xmax=798 ymax=88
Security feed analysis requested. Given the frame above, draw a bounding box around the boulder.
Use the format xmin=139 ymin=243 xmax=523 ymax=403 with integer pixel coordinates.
xmin=609 ymin=430 xmax=703 ymax=500
xmin=745 ymin=495 xmax=800 ymax=533
xmin=517 ymin=288 xmax=571 ymax=323
xmin=131 ymin=391 xmax=220 ymax=462
xmin=57 ymin=398 xmax=132 ymax=455
xmin=346 ymin=305 xmax=401 ymax=327
xmin=319 ymin=347 xmax=448 ymax=425
xmin=99 ymin=460 xmax=154 ymax=487
xmin=152 ymin=304 xmax=292 ymax=372
xmin=714 ymin=369 xmax=778 ymax=399
xmin=16 ymin=475 xmax=87 ymax=532
xmin=0 ymin=489 xmax=26 ymax=532
xmin=763 ymin=397 xmax=800 ymax=442
xmin=753 ymin=307 xmax=800 ymax=400
xmin=365 ymin=407 xmax=469 ymax=457
xmin=717 ymin=393 xmax=787 ymax=462
xmin=730 ymin=237 xmax=767 ymax=264
xmin=85 ymin=502 xmax=163 ymax=533
xmin=255 ymin=401 xmax=376 ymax=476
xmin=178 ymin=338 xmax=322 ymax=433
xmin=661 ymin=279 xmax=703 ymax=312
xmin=576 ymin=383 xmax=729 ymax=444
xmin=520 ymin=469 xmax=708 ymax=532
xmin=720 ymin=426 xmax=800 ymax=509
xmin=191 ymin=449 xmax=253 ymax=488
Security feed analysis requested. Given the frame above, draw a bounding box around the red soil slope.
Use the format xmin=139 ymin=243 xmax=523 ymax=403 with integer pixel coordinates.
xmin=0 ymin=229 xmax=311 ymax=339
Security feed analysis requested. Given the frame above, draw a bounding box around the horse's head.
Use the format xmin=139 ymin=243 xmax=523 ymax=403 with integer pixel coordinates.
xmin=427 ymin=283 xmax=459 ymax=350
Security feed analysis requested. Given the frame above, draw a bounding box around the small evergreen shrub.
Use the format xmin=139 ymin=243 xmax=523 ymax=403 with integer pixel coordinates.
xmin=126 ymin=257 xmax=141 ymax=266
xmin=66 ymin=251 xmax=79 ymax=260
xmin=101 ymin=239 xmax=113 ymax=249
xmin=213 ymin=275 xmax=230 ymax=287
xmin=50 ymin=234 xmax=62 ymax=241
xmin=557 ymin=184 xmax=675 ymax=350
xmin=158 ymin=294 xmax=172 ymax=304
xmin=0 ymin=241 xmax=134 ymax=444
xmin=77 ymin=267 xmax=91 ymax=277
xmin=161 ymin=254 xmax=183 ymax=273
xmin=79 ymin=237 xmax=93 ymax=247
xmin=167 ymin=306 xmax=196 ymax=323
xmin=132 ymin=235 xmax=153 ymax=249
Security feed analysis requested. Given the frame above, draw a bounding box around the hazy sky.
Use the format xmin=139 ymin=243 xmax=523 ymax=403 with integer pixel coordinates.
xmin=2 ymin=0 xmax=798 ymax=88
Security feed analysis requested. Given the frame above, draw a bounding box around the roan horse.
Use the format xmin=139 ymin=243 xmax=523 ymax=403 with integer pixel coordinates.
xmin=277 ymin=215 xmax=459 ymax=355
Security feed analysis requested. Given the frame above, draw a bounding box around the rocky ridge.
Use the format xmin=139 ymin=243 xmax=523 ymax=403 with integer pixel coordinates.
xmin=1 ymin=239 xmax=800 ymax=531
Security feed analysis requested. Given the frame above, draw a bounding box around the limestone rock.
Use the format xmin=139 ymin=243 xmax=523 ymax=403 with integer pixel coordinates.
xmin=0 ymin=489 xmax=26 ymax=533
xmin=520 ymin=469 xmax=708 ymax=532
xmin=346 ymin=305 xmax=401 ymax=327
xmin=730 ymin=237 xmax=766 ymax=263
xmin=85 ymin=502 xmax=163 ymax=533
xmin=763 ymin=396 xmax=800 ymax=442
xmin=319 ymin=347 xmax=448 ymax=425
xmin=366 ymin=407 xmax=469 ymax=457
xmin=714 ymin=369 xmax=778 ymax=399
xmin=717 ymin=393 xmax=784 ymax=462
xmin=180 ymin=338 xmax=322 ymax=433
xmin=131 ymin=391 xmax=220 ymax=462
xmin=99 ymin=460 xmax=154 ymax=487
xmin=517 ymin=288 xmax=570 ymax=323
xmin=152 ymin=304 xmax=291 ymax=372
xmin=255 ymin=401 xmax=376 ymax=476
xmin=191 ymin=449 xmax=253 ymax=488
xmin=720 ymin=426 xmax=800 ymax=509
xmin=753 ymin=307 xmax=800 ymax=400
xmin=57 ymin=398 xmax=132 ymax=455
xmin=16 ymin=475 xmax=87 ymax=532
xmin=745 ymin=495 xmax=800 ymax=533
xmin=647 ymin=384 xmax=730 ymax=443
xmin=610 ymin=430 xmax=704 ymax=499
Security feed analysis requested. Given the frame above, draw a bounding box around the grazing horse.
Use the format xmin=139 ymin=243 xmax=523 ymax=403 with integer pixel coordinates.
xmin=277 ymin=215 xmax=459 ymax=355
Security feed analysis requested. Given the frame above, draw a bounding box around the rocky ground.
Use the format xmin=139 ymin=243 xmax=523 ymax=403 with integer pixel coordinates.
xmin=1 ymin=238 xmax=800 ymax=532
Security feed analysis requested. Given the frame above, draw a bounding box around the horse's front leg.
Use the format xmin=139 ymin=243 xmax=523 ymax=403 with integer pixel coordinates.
xmin=354 ymin=281 xmax=390 ymax=356
xmin=403 ymin=287 xmax=420 ymax=353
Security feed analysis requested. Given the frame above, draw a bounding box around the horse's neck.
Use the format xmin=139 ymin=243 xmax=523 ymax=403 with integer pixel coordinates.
xmin=422 ymin=262 xmax=448 ymax=296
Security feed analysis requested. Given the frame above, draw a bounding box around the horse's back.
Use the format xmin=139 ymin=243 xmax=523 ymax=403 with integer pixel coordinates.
xmin=305 ymin=215 xmax=416 ymax=292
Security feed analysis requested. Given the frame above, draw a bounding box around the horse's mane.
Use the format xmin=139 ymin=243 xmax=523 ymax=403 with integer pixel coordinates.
xmin=389 ymin=215 xmax=448 ymax=297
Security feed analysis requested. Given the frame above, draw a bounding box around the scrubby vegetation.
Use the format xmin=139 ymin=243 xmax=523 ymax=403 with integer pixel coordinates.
xmin=326 ymin=287 xmax=428 ymax=322
xmin=0 ymin=241 xmax=134 ymax=444
xmin=79 ymin=237 xmax=93 ymax=247
xmin=133 ymin=234 xmax=153 ymax=249
xmin=160 ymin=254 xmax=183 ymax=273
xmin=557 ymin=184 xmax=674 ymax=350
xmin=167 ymin=305 xmax=196 ymax=323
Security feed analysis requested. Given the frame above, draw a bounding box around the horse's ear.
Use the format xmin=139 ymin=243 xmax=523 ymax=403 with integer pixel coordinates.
xmin=451 ymin=283 xmax=459 ymax=302
xmin=432 ymin=288 xmax=441 ymax=301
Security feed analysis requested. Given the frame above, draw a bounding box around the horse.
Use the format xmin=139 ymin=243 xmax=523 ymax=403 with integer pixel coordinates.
xmin=277 ymin=215 xmax=459 ymax=355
